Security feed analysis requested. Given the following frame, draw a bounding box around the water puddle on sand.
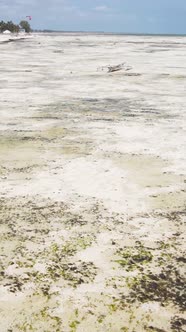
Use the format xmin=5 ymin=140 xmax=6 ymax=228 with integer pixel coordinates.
xmin=149 ymin=190 xmax=186 ymax=211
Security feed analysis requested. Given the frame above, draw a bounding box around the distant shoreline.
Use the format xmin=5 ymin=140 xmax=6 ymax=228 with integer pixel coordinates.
xmin=33 ymin=30 xmax=186 ymax=37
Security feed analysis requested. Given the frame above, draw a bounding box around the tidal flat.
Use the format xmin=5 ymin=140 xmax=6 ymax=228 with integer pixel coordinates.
xmin=0 ymin=33 xmax=186 ymax=332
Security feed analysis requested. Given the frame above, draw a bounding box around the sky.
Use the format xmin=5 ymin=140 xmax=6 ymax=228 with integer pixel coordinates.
xmin=0 ymin=0 xmax=186 ymax=34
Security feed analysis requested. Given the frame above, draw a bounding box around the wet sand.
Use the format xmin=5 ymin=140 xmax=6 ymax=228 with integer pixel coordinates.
xmin=0 ymin=33 xmax=186 ymax=332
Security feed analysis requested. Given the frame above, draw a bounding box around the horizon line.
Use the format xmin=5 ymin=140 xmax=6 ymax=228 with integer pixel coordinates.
xmin=33 ymin=29 xmax=186 ymax=36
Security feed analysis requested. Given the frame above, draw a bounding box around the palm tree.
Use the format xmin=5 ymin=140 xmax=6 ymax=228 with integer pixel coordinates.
xmin=20 ymin=20 xmax=31 ymax=33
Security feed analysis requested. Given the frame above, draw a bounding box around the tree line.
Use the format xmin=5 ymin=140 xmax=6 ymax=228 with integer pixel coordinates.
xmin=0 ymin=20 xmax=31 ymax=33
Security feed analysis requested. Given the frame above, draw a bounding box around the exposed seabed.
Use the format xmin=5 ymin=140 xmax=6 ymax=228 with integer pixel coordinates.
xmin=0 ymin=33 xmax=186 ymax=332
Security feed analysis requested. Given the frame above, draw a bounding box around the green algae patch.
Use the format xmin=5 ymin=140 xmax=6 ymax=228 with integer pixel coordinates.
xmin=0 ymin=185 xmax=185 ymax=331
xmin=49 ymin=235 xmax=94 ymax=258
xmin=69 ymin=319 xmax=80 ymax=332
xmin=47 ymin=260 xmax=97 ymax=287
xmin=114 ymin=245 xmax=153 ymax=271
xmin=15 ymin=303 xmax=63 ymax=332
xmin=0 ymin=134 xmax=44 ymax=176
xmin=0 ymin=165 xmax=8 ymax=176
xmin=46 ymin=240 xmax=98 ymax=286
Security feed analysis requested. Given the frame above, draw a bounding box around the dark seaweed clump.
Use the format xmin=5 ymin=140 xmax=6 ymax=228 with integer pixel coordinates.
xmin=171 ymin=316 xmax=186 ymax=332
xmin=126 ymin=267 xmax=186 ymax=311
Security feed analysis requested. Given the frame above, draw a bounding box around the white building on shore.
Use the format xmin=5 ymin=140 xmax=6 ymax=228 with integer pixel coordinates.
xmin=3 ymin=30 xmax=11 ymax=34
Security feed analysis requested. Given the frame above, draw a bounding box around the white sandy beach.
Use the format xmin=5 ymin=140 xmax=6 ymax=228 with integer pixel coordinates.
xmin=0 ymin=32 xmax=186 ymax=332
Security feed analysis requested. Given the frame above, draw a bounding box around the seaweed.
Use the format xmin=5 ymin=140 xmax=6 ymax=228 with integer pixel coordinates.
xmin=126 ymin=267 xmax=186 ymax=311
xmin=115 ymin=245 xmax=153 ymax=271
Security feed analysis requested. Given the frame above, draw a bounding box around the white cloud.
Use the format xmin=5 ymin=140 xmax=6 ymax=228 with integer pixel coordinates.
xmin=94 ymin=5 xmax=109 ymax=12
